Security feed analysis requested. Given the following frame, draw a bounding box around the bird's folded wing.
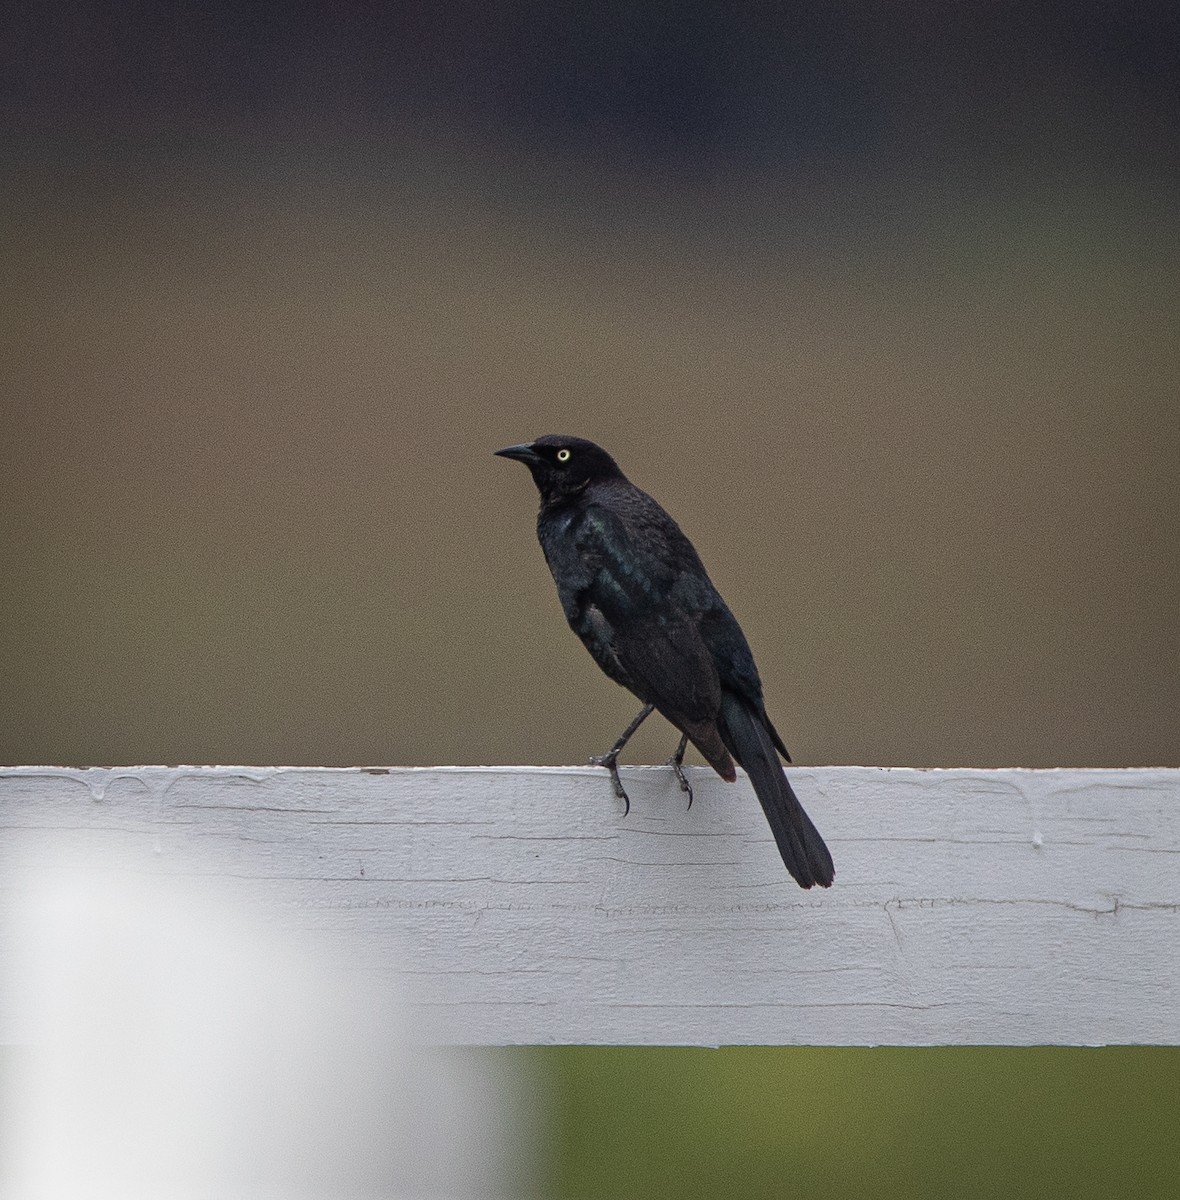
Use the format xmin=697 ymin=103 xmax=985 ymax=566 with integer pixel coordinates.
xmin=608 ymin=612 xmax=721 ymax=726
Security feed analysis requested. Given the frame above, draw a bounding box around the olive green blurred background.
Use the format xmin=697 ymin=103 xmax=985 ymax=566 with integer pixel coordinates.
xmin=3 ymin=4 xmax=1178 ymax=1197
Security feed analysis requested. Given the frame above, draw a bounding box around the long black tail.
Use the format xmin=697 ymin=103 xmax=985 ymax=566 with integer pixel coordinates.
xmin=718 ymin=692 xmax=834 ymax=888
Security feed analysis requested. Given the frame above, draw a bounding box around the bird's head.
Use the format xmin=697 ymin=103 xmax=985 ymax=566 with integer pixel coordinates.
xmin=495 ymin=435 xmax=624 ymax=504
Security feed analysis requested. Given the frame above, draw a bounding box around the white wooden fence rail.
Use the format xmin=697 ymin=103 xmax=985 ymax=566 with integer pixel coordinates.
xmin=2 ymin=765 xmax=1178 ymax=1046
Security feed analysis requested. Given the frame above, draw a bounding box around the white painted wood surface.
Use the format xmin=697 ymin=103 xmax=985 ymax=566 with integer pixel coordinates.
xmin=2 ymin=765 xmax=1178 ymax=1046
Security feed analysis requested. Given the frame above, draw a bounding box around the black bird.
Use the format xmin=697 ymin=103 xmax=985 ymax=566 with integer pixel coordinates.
xmin=495 ymin=435 xmax=834 ymax=889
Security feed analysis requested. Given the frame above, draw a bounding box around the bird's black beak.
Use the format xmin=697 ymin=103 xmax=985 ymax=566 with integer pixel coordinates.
xmin=494 ymin=443 xmax=540 ymax=465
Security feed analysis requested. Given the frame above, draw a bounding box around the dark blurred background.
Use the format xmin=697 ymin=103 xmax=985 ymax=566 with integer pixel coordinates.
xmin=3 ymin=2 xmax=1178 ymax=1196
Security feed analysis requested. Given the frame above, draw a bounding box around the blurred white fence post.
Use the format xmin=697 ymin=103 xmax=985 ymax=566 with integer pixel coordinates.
xmin=3 ymin=764 xmax=1178 ymax=1046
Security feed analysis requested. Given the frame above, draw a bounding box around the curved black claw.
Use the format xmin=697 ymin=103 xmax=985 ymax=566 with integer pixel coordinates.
xmin=668 ymin=754 xmax=694 ymax=810
xmin=589 ymin=753 xmax=631 ymax=816
xmin=589 ymin=704 xmax=653 ymax=817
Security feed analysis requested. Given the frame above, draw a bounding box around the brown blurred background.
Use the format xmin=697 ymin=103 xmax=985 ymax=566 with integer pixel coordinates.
xmin=2 ymin=2 xmax=1178 ymax=1196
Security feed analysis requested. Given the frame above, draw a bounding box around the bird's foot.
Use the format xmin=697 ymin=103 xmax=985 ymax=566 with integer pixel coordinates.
xmin=668 ymin=756 xmax=694 ymax=810
xmin=589 ymin=752 xmax=631 ymax=816
xmin=668 ymin=733 xmax=693 ymax=810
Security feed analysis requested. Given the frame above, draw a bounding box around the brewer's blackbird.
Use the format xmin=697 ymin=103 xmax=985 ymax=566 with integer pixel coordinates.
xmin=495 ymin=435 xmax=834 ymax=888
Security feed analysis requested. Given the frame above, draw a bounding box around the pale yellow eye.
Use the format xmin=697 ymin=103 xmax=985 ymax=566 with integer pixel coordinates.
xmin=556 ymin=448 xmax=571 ymax=462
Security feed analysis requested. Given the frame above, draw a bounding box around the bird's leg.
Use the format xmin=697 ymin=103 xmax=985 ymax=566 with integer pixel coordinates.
xmin=589 ymin=703 xmax=654 ymax=816
xmin=668 ymin=733 xmax=693 ymax=809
